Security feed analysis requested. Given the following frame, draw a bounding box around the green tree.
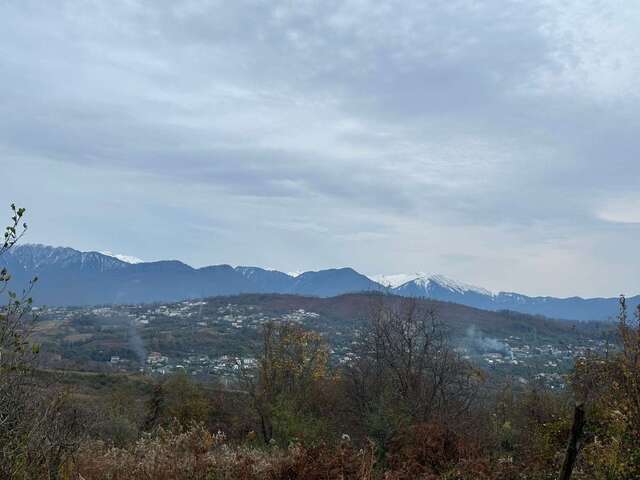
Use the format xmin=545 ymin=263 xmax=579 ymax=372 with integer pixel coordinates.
xmin=242 ymin=321 xmax=333 ymax=445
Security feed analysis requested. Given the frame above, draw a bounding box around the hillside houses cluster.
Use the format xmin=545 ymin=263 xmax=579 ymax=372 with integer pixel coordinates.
xmin=34 ymin=301 xmax=610 ymax=389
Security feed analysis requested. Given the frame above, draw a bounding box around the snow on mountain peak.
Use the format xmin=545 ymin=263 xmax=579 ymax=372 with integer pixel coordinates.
xmin=371 ymin=273 xmax=426 ymax=288
xmin=375 ymin=272 xmax=494 ymax=296
xmin=99 ymin=251 xmax=144 ymax=264
xmin=427 ymin=274 xmax=493 ymax=296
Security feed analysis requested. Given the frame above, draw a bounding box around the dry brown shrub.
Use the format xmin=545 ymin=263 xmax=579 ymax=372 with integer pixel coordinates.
xmin=265 ymin=440 xmax=376 ymax=480
xmin=384 ymin=423 xmax=490 ymax=480
xmin=75 ymin=423 xmax=262 ymax=480
xmin=74 ymin=423 xmax=378 ymax=480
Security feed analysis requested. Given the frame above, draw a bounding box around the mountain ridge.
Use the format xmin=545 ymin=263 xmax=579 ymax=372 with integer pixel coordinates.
xmin=1 ymin=244 xmax=636 ymax=321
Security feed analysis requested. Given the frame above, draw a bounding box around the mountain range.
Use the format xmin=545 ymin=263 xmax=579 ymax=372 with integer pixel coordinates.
xmin=1 ymin=244 xmax=636 ymax=322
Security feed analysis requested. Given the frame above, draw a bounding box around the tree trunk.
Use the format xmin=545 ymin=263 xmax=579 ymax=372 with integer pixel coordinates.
xmin=558 ymin=403 xmax=586 ymax=480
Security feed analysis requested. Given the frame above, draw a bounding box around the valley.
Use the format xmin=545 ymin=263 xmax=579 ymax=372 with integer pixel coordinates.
xmin=31 ymin=293 xmax=613 ymax=390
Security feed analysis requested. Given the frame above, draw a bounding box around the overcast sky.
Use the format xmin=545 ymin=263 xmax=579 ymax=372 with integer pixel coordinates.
xmin=2 ymin=0 xmax=640 ymax=297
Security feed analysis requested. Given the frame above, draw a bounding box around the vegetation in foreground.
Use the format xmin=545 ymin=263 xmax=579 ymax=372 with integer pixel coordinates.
xmin=2 ymin=206 xmax=640 ymax=480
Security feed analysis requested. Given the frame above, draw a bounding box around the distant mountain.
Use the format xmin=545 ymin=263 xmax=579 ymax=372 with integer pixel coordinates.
xmin=291 ymin=268 xmax=381 ymax=297
xmin=0 ymin=244 xmax=383 ymax=306
xmin=235 ymin=266 xmax=296 ymax=293
xmin=393 ymin=274 xmax=495 ymax=310
xmin=7 ymin=244 xmax=128 ymax=273
xmin=1 ymin=244 xmax=636 ymax=321
xmin=98 ymin=251 xmax=144 ymax=264
xmin=391 ymin=274 xmax=638 ymax=322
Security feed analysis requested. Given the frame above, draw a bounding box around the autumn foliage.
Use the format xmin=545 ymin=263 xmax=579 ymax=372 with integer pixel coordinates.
xmin=3 ymin=206 xmax=640 ymax=479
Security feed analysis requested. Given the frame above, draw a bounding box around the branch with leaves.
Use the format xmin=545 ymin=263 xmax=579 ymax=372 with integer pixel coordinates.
xmin=1 ymin=203 xmax=27 ymax=256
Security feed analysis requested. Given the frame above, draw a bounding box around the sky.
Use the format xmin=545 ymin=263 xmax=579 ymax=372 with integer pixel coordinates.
xmin=1 ymin=0 xmax=640 ymax=298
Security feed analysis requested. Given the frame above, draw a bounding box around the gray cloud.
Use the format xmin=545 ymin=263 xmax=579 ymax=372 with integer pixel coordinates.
xmin=2 ymin=0 xmax=640 ymax=297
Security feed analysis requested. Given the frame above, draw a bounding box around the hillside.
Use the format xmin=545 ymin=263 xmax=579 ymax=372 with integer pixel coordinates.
xmin=32 ymin=292 xmax=611 ymax=389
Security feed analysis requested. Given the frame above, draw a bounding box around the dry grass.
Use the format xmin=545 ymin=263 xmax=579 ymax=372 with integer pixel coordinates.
xmin=72 ymin=422 xmax=516 ymax=480
xmin=74 ymin=423 xmax=378 ymax=480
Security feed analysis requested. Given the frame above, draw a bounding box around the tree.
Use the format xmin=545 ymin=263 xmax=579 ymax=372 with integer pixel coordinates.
xmin=569 ymin=296 xmax=640 ymax=478
xmin=0 ymin=204 xmax=84 ymax=479
xmin=162 ymin=372 xmax=211 ymax=427
xmin=0 ymin=204 xmax=37 ymax=476
xmin=242 ymin=321 xmax=332 ymax=445
xmin=616 ymin=295 xmax=640 ymax=436
xmin=344 ymin=296 xmax=484 ymax=447
xmin=0 ymin=203 xmax=35 ymax=375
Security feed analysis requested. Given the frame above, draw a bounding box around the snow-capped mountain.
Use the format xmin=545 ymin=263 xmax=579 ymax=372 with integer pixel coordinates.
xmin=7 ymin=244 xmax=129 ymax=272
xmin=99 ymin=251 xmax=144 ymax=264
xmin=371 ymin=273 xmax=423 ymax=288
xmin=391 ymin=274 xmax=497 ymax=311
xmin=387 ymin=273 xmax=638 ymax=322
xmin=1 ymin=244 xmax=637 ymax=321
xmin=392 ymin=274 xmax=492 ymax=297
xmin=426 ymin=274 xmax=493 ymax=296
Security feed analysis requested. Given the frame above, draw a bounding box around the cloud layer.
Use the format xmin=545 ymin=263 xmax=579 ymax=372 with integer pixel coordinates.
xmin=2 ymin=0 xmax=640 ymax=297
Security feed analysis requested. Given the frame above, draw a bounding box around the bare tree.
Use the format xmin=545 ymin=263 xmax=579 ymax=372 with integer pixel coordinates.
xmin=344 ymin=296 xmax=484 ymax=444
